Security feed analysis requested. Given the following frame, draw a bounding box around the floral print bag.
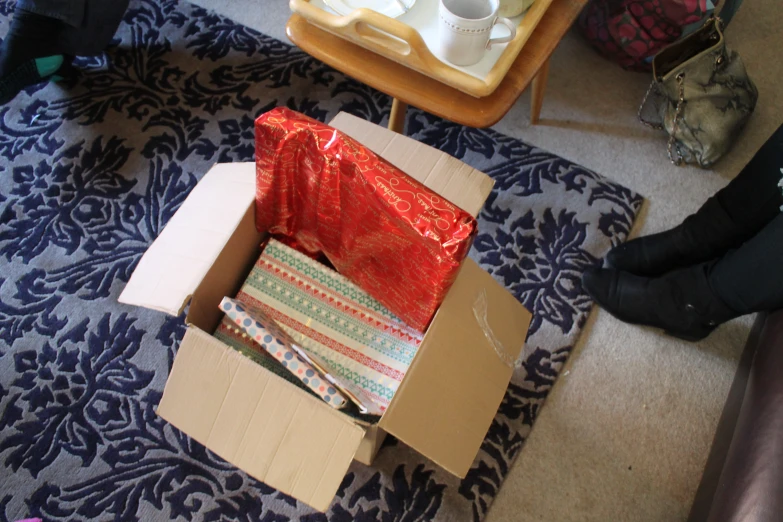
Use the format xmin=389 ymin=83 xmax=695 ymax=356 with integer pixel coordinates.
xmin=578 ymin=0 xmax=742 ymax=71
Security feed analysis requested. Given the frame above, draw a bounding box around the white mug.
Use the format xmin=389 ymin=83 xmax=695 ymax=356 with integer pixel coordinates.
xmin=438 ymin=0 xmax=517 ymax=67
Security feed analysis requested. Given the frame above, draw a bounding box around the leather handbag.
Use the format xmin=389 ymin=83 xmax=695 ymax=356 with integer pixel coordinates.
xmin=638 ymin=15 xmax=757 ymax=167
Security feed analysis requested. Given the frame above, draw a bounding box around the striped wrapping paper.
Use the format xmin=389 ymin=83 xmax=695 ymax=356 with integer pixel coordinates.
xmin=235 ymin=239 xmax=423 ymax=412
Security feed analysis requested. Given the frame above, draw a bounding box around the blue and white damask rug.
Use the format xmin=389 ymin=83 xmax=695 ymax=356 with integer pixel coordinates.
xmin=0 ymin=1 xmax=643 ymax=520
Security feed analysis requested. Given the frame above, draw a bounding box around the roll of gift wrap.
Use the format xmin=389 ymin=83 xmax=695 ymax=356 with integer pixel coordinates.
xmin=220 ymin=297 xmax=348 ymax=409
xmin=213 ymin=319 xmax=383 ymax=418
xmin=223 ymin=297 xmax=386 ymax=416
xmin=213 ymin=318 xmax=307 ymax=388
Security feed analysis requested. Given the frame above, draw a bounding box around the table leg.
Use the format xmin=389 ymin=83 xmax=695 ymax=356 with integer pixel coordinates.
xmin=389 ymin=98 xmax=408 ymax=134
xmin=530 ymin=59 xmax=550 ymax=125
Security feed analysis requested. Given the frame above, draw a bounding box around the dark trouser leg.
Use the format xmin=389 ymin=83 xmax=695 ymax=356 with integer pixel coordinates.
xmin=16 ymin=0 xmax=86 ymax=27
xmin=0 ymin=5 xmax=69 ymax=76
xmin=59 ymin=0 xmax=130 ymax=56
xmin=711 ymin=123 xmax=783 ymax=240
xmin=14 ymin=0 xmax=129 ymax=56
xmin=710 ymin=213 xmax=783 ymax=314
xmin=676 ymin=123 xmax=783 ymax=254
xmin=0 ymin=0 xmax=128 ymax=104
xmin=0 ymin=5 xmax=70 ymax=103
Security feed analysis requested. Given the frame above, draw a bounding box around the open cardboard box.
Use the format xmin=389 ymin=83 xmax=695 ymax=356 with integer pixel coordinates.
xmin=119 ymin=113 xmax=532 ymax=512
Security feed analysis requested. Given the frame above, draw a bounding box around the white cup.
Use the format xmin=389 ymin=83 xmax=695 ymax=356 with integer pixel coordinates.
xmin=438 ymin=0 xmax=517 ymax=67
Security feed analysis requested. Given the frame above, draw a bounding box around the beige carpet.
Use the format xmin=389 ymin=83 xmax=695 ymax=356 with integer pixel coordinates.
xmin=190 ymin=0 xmax=783 ymax=519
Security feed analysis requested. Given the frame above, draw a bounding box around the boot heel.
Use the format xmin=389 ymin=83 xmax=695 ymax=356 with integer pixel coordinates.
xmin=664 ymin=327 xmax=713 ymax=342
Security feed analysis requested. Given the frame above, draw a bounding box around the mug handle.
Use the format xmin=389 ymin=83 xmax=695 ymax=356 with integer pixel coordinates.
xmin=487 ymin=17 xmax=516 ymax=48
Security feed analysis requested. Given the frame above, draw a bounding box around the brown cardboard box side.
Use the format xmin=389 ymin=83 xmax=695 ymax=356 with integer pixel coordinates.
xmin=332 ymin=113 xmax=532 ymax=477
xmin=379 ymin=259 xmax=531 ymax=477
xmin=120 ymin=113 xmax=531 ymax=512
xmin=156 ymin=328 xmax=365 ymax=511
xmin=330 ymin=113 xmax=494 ymax=218
xmin=123 ymin=163 xmax=369 ymax=512
xmin=119 ymin=162 xmax=259 ymax=317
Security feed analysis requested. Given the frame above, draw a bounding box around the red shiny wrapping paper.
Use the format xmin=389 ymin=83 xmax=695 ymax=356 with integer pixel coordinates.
xmin=254 ymin=107 xmax=478 ymax=332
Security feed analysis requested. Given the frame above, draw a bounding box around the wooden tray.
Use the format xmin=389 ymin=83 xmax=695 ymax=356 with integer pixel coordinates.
xmin=289 ymin=0 xmax=554 ymax=98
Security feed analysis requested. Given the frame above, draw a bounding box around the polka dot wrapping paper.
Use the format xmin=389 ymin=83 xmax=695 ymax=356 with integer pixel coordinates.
xmin=218 ymin=297 xmax=349 ymax=409
xmin=212 ymin=317 xmax=314 ymax=391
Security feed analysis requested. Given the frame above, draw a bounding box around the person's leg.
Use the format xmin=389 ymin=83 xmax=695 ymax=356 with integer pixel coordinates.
xmin=16 ymin=0 xmax=85 ymax=27
xmin=0 ymin=0 xmax=129 ymax=104
xmin=607 ymin=124 xmax=783 ymax=276
xmin=582 ymin=212 xmax=783 ymax=341
xmin=59 ymin=0 xmax=129 ymax=57
xmin=712 ymin=124 xmax=783 ymax=238
xmin=710 ymin=212 xmax=783 ymax=314
xmin=0 ymin=1 xmax=82 ymax=103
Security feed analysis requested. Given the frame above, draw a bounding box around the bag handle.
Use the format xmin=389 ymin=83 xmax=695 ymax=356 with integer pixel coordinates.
xmin=718 ymin=0 xmax=743 ymax=27
xmin=639 ymin=0 xmax=744 ymax=167
xmin=666 ymin=74 xmax=687 ymax=166
xmin=639 ymin=74 xmax=687 ymax=166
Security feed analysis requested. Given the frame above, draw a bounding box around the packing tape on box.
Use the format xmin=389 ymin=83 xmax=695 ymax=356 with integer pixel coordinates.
xmin=473 ymin=290 xmax=518 ymax=369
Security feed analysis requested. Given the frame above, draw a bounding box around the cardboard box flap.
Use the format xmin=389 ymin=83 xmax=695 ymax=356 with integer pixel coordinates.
xmin=378 ymin=258 xmax=531 ymax=478
xmin=158 ymin=328 xmax=365 ymax=512
xmin=330 ymin=112 xmax=494 ymax=218
xmin=119 ymin=162 xmax=256 ymax=316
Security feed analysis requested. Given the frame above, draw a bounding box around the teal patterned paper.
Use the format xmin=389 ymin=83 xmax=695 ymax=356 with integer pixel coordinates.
xmin=236 ymin=239 xmax=424 ymax=411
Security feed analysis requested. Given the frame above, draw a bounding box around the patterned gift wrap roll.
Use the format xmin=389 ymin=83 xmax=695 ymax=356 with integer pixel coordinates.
xmin=235 ymin=239 xmax=424 ymax=413
xmin=222 ymin=297 xmax=384 ymax=416
xmin=213 ymin=319 xmax=308 ymax=390
xmin=219 ymin=297 xmax=348 ymax=409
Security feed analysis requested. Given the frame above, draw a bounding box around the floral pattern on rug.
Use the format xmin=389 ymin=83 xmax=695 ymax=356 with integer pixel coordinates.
xmin=0 ymin=1 xmax=643 ymax=520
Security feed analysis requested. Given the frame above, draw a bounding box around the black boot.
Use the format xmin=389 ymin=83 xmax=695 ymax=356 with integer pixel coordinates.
xmin=608 ymin=125 xmax=783 ymax=277
xmin=581 ymin=263 xmax=740 ymax=342
xmin=605 ymin=196 xmax=746 ymax=277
